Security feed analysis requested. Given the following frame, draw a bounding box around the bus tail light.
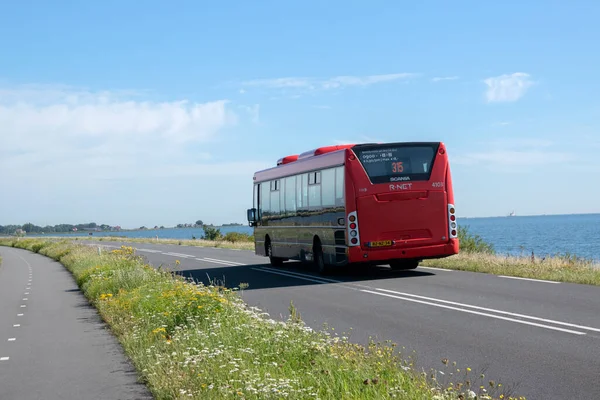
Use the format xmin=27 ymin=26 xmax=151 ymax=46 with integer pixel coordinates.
xmin=448 ymin=204 xmax=458 ymax=238
xmin=348 ymin=211 xmax=360 ymax=246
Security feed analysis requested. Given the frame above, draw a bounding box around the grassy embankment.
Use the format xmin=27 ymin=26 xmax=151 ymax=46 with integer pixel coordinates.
xmin=49 ymin=229 xmax=256 ymax=250
xmin=61 ymin=225 xmax=600 ymax=286
xmin=426 ymin=226 xmax=600 ymax=286
xmin=0 ymin=237 xmax=523 ymax=400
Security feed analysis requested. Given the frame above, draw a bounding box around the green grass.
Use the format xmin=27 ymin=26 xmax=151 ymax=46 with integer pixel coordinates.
xmin=40 ymin=225 xmax=600 ymax=286
xmin=0 ymin=237 xmax=523 ymax=400
xmin=421 ymin=226 xmax=600 ymax=286
xmin=44 ymin=235 xmax=256 ymax=250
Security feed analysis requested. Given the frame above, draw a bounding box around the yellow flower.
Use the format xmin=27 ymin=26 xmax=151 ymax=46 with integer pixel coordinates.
xmin=175 ymin=260 xmax=181 ymax=265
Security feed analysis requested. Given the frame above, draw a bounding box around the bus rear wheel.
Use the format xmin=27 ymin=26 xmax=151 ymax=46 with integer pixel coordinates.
xmin=266 ymin=239 xmax=284 ymax=267
xmin=389 ymin=259 xmax=420 ymax=271
xmin=313 ymin=240 xmax=330 ymax=275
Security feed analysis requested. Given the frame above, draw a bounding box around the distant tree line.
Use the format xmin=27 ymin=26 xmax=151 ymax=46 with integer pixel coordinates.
xmin=1 ymin=219 xmax=244 ymax=236
xmin=0 ymin=222 xmax=117 ymax=235
xmin=175 ymin=220 xmax=243 ymax=228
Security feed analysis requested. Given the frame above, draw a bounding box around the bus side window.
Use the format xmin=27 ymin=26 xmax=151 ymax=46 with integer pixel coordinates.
xmin=300 ymin=173 xmax=308 ymax=210
xmin=335 ymin=166 xmax=344 ymax=206
xmin=285 ymin=176 xmax=296 ymax=215
xmin=321 ymin=168 xmax=335 ymax=207
xmin=254 ymin=183 xmax=259 ymax=216
xmin=296 ymin=174 xmax=303 ymax=210
xmin=261 ymin=181 xmax=271 ymax=219
xmin=308 ymin=172 xmax=321 ymax=209
xmin=271 ymin=179 xmax=280 ymax=215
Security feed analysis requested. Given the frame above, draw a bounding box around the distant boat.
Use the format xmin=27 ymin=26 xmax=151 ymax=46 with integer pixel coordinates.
xmin=508 ymin=210 xmax=516 ymax=217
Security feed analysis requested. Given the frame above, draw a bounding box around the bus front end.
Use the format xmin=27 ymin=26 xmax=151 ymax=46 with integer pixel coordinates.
xmin=344 ymin=142 xmax=459 ymax=270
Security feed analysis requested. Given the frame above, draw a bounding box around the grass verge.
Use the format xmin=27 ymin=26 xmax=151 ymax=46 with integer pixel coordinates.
xmin=42 ymin=235 xmax=256 ymax=251
xmin=0 ymin=237 xmax=523 ymax=400
xmin=422 ymin=226 xmax=600 ymax=286
xmin=37 ymin=225 xmax=600 ymax=286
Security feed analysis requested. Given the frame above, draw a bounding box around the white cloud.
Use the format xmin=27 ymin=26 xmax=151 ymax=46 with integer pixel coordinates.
xmin=483 ymin=72 xmax=534 ymax=103
xmin=431 ymin=76 xmax=459 ymax=82
xmin=0 ymin=84 xmax=248 ymax=181
xmin=241 ymin=73 xmax=418 ymax=91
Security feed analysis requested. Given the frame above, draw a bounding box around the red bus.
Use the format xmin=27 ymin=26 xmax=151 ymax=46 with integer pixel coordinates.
xmin=246 ymin=142 xmax=459 ymax=274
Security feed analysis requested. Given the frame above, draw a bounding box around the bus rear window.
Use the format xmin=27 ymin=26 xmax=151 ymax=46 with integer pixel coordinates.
xmin=353 ymin=143 xmax=438 ymax=184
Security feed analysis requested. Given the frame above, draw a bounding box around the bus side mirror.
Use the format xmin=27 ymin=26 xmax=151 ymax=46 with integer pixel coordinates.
xmin=247 ymin=208 xmax=257 ymax=226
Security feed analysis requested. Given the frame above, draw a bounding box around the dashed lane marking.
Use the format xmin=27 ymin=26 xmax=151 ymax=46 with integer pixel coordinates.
xmin=498 ymin=276 xmax=561 ymax=284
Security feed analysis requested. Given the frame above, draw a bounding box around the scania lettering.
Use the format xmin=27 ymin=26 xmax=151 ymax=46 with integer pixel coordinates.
xmin=247 ymin=142 xmax=459 ymax=274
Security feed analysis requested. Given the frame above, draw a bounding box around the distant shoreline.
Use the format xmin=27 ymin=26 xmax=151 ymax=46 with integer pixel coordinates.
xmin=458 ymin=212 xmax=600 ymax=220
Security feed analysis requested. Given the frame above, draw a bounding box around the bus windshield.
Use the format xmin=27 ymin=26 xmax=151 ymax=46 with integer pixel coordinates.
xmin=353 ymin=143 xmax=439 ymax=184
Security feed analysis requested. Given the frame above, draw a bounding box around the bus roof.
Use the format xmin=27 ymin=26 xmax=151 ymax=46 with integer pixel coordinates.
xmin=254 ymin=141 xmax=443 ymax=183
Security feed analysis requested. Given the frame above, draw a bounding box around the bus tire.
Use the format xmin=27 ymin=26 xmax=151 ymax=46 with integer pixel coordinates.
xmin=389 ymin=259 xmax=419 ymax=271
xmin=266 ymin=238 xmax=284 ymax=267
xmin=313 ymin=239 xmax=329 ymax=275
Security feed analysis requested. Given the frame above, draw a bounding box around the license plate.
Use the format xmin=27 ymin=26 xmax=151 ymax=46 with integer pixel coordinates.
xmin=369 ymin=240 xmax=392 ymax=248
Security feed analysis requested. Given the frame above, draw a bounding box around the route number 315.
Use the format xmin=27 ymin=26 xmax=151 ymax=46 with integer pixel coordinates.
xmin=391 ymin=162 xmax=404 ymax=173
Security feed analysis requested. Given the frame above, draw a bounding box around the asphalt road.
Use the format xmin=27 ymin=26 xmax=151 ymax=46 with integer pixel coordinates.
xmin=82 ymin=240 xmax=600 ymax=400
xmin=0 ymin=246 xmax=153 ymax=400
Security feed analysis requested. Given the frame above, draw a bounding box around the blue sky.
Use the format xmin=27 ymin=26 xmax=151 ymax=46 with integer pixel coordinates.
xmin=1 ymin=1 xmax=599 ymax=228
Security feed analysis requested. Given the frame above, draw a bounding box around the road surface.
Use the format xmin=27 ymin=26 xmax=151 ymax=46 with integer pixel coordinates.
xmin=85 ymin=240 xmax=600 ymax=400
xmin=0 ymin=246 xmax=152 ymax=400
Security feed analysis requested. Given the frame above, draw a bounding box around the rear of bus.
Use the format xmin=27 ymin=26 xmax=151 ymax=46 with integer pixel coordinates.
xmin=344 ymin=142 xmax=459 ymax=269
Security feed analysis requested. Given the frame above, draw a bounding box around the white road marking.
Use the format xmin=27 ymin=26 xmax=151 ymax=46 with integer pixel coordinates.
xmin=17 ymin=314 xmax=23 ymax=317
xmin=258 ymin=266 xmax=344 ymax=284
xmin=0 ymin=357 xmax=9 ymax=361
xmin=251 ymin=268 xmax=351 ymax=287
xmin=374 ymin=288 xmax=600 ymax=333
xmin=8 ymin=338 xmax=16 ymax=342
xmin=13 ymin=325 xmax=20 ymax=327
xmin=20 ymin=305 xmax=26 ymax=308
xmin=362 ymin=290 xmax=586 ymax=336
xmin=203 ymin=258 xmax=246 ymax=266
xmin=419 ymin=266 xmax=453 ymax=272
xmin=25 ymin=292 xmax=29 ymax=295
xmin=255 ymin=266 xmax=389 ymax=290
xmin=15 ymin=253 xmax=32 ymax=268
xmin=498 ymin=276 xmax=560 ymax=284
xmin=22 ymin=298 xmax=28 ymax=301
xmin=198 ymin=258 xmax=238 ymax=266
xmin=137 ymin=248 xmax=162 ymax=253
xmin=162 ymin=252 xmax=195 ymax=258
xmin=251 ymin=266 xmax=596 ymax=336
